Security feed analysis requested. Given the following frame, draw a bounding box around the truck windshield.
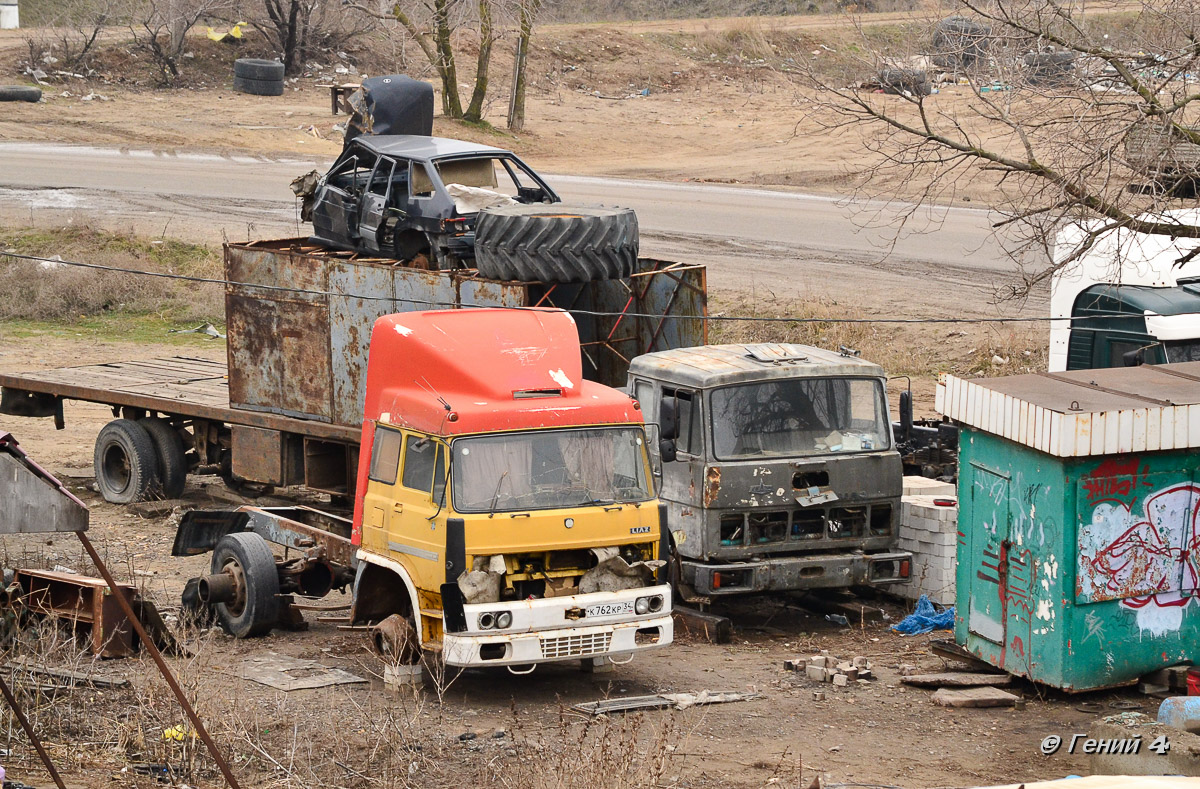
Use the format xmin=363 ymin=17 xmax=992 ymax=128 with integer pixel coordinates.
xmin=451 ymin=427 xmax=651 ymax=513
xmin=710 ymin=378 xmax=889 ymax=459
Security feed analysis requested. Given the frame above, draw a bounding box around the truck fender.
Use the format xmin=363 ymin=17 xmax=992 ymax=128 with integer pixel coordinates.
xmin=351 ymin=550 xmax=424 ymax=647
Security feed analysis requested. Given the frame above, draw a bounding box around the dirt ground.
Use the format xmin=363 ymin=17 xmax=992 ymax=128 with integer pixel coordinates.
xmin=0 ymin=331 xmax=1153 ymax=789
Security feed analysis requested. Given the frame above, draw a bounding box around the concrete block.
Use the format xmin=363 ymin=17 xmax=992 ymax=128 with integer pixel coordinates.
xmin=810 ymin=655 xmax=827 ymax=668
xmin=902 ymin=477 xmax=956 ymax=497
xmin=806 ymin=665 xmax=827 ymax=682
xmin=384 ymin=663 xmax=423 ymax=690
xmin=832 ymin=673 xmax=849 ymax=687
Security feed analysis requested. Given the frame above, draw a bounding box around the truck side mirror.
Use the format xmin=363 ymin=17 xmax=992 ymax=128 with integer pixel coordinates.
xmin=1122 ymin=347 xmax=1147 ymax=367
xmin=898 ymin=390 xmax=914 ymax=442
xmin=659 ymin=438 xmax=678 ymax=464
xmin=659 ymin=399 xmax=679 ymax=441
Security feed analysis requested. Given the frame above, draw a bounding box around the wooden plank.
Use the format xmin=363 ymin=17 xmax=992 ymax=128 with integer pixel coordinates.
xmin=930 ymin=638 xmax=994 ymax=670
xmin=672 ymin=606 xmax=732 ymax=644
xmin=796 ymin=594 xmax=886 ymax=625
xmin=6 ymin=660 xmax=129 ymax=689
xmin=902 ymin=672 xmax=1013 ymax=688
xmin=932 ymin=686 xmax=1019 ymax=708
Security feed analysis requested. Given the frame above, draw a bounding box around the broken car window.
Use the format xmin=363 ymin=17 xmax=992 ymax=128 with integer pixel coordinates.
xmin=710 ymin=378 xmax=889 ymax=460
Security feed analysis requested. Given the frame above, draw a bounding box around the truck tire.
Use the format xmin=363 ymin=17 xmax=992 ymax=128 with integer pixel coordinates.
xmin=94 ymin=419 xmax=161 ymax=504
xmin=474 ymin=205 xmax=639 ymax=283
xmin=233 ymin=58 xmax=285 ymax=81
xmin=141 ymin=417 xmax=188 ymax=499
xmin=211 ymin=532 xmax=280 ymax=638
xmin=370 ymin=613 xmax=420 ymax=665
xmin=233 ymin=75 xmax=285 ymax=97
xmin=0 ymin=86 xmax=42 ymax=103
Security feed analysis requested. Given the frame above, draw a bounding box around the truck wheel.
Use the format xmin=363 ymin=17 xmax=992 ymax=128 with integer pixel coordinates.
xmin=0 ymin=86 xmax=42 ymax=103
xmin=211 ymin=532 xmax=280 ymax=638
xmin=94 ymin=419 xmax=161 ymax=504
xmin=474 ymin=204 xmax=638 ymax=283
xmin=141 ymin=417 xmax=187 ymax=499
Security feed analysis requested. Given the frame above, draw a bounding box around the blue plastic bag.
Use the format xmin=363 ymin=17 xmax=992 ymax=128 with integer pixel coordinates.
xmin=891 ymin=594 xmax=954 ymax=635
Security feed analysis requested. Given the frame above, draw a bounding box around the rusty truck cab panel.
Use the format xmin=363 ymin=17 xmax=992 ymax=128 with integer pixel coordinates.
xmin=628 ymin=343 xmax=910 ymax=597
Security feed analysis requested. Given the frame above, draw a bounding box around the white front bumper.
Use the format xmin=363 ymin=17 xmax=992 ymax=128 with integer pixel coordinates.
xmin=442 ymin=585 xmax=673 ymax=667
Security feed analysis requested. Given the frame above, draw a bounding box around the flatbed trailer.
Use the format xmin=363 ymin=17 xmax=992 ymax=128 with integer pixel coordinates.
xmin=0 ymin=355 xmax=362 ymax=499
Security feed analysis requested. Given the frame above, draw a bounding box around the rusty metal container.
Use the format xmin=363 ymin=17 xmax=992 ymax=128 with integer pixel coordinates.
xmin=225 ymin=239 xmax=707 ymax=426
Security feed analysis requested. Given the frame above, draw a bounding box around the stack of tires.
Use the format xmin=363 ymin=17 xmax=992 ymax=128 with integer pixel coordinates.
xmin=233 ymin=58 xmax=285 ymax=97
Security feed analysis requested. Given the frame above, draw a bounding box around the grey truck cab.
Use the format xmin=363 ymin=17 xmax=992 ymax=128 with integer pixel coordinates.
xmin=628 ymin=344 xmax=911 ymax=600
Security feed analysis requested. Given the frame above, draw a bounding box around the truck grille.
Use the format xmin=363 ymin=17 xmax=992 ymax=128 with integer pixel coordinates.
xmin=540 ymin=632 xmax=612 ymax=659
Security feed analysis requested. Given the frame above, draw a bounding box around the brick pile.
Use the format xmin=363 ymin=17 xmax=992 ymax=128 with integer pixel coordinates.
xmin=897 ymin=477 xmax=958 ymax=606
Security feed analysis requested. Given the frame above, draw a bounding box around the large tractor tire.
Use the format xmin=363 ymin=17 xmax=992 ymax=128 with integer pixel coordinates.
xmin=93 ymin=419 xmax=160 ymax=504
xmin=141 ymin=417 xmax=188 ymax=499
xmin=474 ymin=204 xmax=639 ymax=283
xmin=210 ymin=532 xmax=280 ymax=638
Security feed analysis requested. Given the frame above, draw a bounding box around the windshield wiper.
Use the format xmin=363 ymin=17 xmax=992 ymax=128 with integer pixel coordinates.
xmin=487 ymin=471 xmax=510 ymax=519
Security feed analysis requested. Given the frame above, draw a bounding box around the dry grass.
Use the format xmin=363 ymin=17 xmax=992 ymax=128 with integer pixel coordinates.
xmin=0 ymin=224 xmax=223 ymax=323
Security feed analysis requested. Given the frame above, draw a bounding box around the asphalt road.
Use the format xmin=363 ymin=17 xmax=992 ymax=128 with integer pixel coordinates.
xmin=0 ymin=142 xmax=1034 ymax=314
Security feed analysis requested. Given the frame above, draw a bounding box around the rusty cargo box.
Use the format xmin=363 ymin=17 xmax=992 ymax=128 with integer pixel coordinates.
xmin=225 ymin=239 xmax=707 ymax=426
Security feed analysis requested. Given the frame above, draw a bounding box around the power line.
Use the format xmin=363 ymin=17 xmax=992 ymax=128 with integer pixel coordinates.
xmin=0 ymin=248 xmax=1114 ymax=326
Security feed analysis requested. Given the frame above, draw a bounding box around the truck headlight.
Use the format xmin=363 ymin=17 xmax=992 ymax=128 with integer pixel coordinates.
xmin=636 ymin=597 xmax=650 ymax=615
xmin=496 ymin=611 xmax=512 ymax=629
xmin=647 ymin=595 xmax=664 ymax=613
xmin=478 ymin=612 xmax=495 ymax=630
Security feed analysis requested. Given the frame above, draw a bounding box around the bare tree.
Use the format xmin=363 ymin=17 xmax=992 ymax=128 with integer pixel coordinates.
xmin=352 ymin=0 xmax=497 ymax=120
xmin=798 ymin=0 xmax=1200 ymax=296
xmin=245 ymin=0 xmax=376 ymax=75
xmin=506 ymin=0 xmax=540 ymax=131
xmin=21 ymin=0 xmax=117 ymax=75
xmin=127 ymin=0 xmax=233 ymax=83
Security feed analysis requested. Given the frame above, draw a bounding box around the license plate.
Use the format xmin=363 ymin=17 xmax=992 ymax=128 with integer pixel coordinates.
xmin=585 ymin=601 xmax=634 ymax=618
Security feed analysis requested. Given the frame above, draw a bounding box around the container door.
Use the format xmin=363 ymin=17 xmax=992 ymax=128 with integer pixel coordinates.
xmin=967 ymin=465 xmax=1011 ymax=646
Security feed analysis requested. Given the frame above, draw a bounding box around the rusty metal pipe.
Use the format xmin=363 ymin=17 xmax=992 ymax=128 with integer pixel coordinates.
xmin=198 ymin=572 xmax=237 ymax=605
xmin=76 ymin=531 xmax=242 ymax=789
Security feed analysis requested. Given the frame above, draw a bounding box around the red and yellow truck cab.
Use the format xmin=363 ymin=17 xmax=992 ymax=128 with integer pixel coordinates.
xmin=349 ymin=308 xmax=673 ymax=669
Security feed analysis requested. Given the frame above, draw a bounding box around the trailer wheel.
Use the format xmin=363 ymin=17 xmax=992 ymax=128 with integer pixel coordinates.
xmin=93 ymin=419 xmax=161 ymax=504
xmin=211 ymin=532 xmax=280 ymax=638
xmin=141 ymin=417 xmax=187 ymax=499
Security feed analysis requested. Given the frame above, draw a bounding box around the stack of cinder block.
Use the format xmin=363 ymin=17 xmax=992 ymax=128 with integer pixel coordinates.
xmin=784 ymin=652 xmax=873 ymax=687
xmin=897 ymin=476 xmax=957 ymax=606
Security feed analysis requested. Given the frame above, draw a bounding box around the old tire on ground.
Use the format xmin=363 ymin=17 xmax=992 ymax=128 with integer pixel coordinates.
xmin=931 ymin=16 xmax=990 ymax=69
xmin=233 ymin=58 xmax=285 ymax=81
xmin=93 ymin=419 xmax=161 ymax=504
xmin=211 ymin=532 xmax=280 ymax=638
xmin=0 ymin=86 xmax=42 ymax=103
xmin=233 ymin=75 xmax=285 ymax=97
xmin=474 ymin=204 xmax=639 ymax=283
xmin=141 ymin=417 xmax=188 ymax=499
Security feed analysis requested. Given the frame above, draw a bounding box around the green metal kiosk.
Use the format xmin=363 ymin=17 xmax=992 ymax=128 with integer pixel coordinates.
xmin=938 ymin=363 xmax=1200 ymax=691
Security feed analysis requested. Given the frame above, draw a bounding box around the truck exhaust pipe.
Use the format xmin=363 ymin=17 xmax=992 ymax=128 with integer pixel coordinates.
xmin=198 ymin=572 xmax=237 ymax=605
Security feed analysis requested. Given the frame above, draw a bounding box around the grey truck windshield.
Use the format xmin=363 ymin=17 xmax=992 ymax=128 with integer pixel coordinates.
xmin=451 ymin=427 xmax=652 ymax=513
xmin=710 ymin=378 xmax=890 ymax=459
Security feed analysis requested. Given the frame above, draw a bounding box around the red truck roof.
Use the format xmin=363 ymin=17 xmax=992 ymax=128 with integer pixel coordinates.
xmin=361 ymin=308 xmax=642 ymax=436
